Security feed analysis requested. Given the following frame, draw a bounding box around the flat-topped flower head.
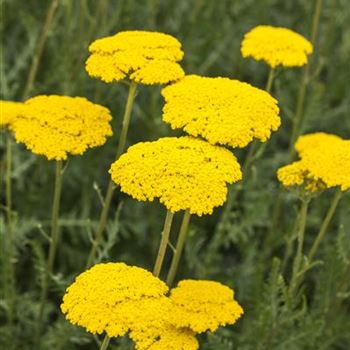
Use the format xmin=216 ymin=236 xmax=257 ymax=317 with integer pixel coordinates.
xmin=61 ymin=262 xmax=169 ymax=337
xmin=0 ymin=100 xmax=24 ymax=129
xmin=169 ymin=280 xmax=244 ymax=333
xmin=109 ymin=136 xmax=242 ymax=215
xmin=278 ymin=133 xmax=350 ymax=192
xmin=161 ymin=75 xmax=280 ymax=148
xmin=241 ymin=25 xmax=313 ymax=68
xmin=11 ymin=95 xmax=112 ymax=160
xmin=86 ymin=30 xmax=185 ymax=84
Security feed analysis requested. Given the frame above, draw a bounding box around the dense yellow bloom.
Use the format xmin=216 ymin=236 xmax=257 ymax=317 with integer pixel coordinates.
xmin=169 ymin=280 xmax=244 ymax=333
xmin=61 ymin=263 xmax=169 ymax=337
xmin=86 ymin=31 xmax=185 ymax=84
xmin=11 ymin=95 xmax=112 ymax=160
xmin=129 ymin=298 xmax=199 ymax=350
xmin=109 ymin=136 xmax=242 ymax=215
xmin=241 ymin=25 xmax=313 ymax=68
xmin=161 ymin=75 xmax=280 ymax=148
xmin=0 ymin=100 xmax=24 ymax=128
xmin=278 ymin=133 xmax=350 ymax=192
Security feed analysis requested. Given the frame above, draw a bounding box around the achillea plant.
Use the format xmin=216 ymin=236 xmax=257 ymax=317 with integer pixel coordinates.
xmin=110 ymin=136 xmax=242 ymax=285
xmin=277 ymin=132 xmax=349 ymax=296
xmin=85 ymin=30 xmax=185 ymax=267
xmin=9 ymin=95 xmax=113 ymax=342
xmin=61 ymin=262 xmax=243 ymax=350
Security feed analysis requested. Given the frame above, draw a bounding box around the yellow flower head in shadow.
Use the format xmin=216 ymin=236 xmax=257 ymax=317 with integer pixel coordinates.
xmin=109 ymin=136 xmax=242 ymax=216
xmin=241 ymin=25 xmax=313 ymax=68
xmin=11 ymin=95 xmax=112 ymax=160
xmin=86 ymin=30 xmax=185 ymax=84
xmin=169 ymin=280 xmax=244 ymax=333
xmin=277 ymin=161 xmax=325 ymax=193
xmin=278 ymin=133 xmax=350 ymax=192
xmin=161 ymin=75 xmax=280 ymax=148
xmin=0 ymin=100 xmax=24 ymax=129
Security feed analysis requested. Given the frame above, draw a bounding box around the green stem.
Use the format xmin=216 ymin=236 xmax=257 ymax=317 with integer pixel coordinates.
xmin=289 ymin=199 xmax=309 ymax=297
xmin=99 ymin=335 xmax=110 ymax=350
xmin=308 ymin=188 xmax=342 ymax=261
xmin=288 ymin=0 xmax=323 ymax=156
xmin=86 ymin=81 xmax=138 ymax=268
xmin=35 ymin=160 xmax=63 ymax=346
xmin=166 ymin=210 xmax=191 ymax=287
xmin=22 ymin=0 xmax=59 ymax=99
xmin=265 ymin=67 xmax=275 ymax=93
xmin=5 ymin=134 xmax=15 ymax=327
xmin=153 ymin=210 xmax=174 ymax=277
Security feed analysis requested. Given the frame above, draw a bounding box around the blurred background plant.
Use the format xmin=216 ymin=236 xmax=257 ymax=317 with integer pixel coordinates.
xmin=0 ymin=0 xmax=350 ymax=349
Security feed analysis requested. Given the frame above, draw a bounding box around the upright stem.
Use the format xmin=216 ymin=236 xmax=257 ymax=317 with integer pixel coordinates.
xmin=153 ymin=210 xmax=174 ymax=277
xmin=35 ymin=160 xmax=63 ymax=345
xmin=99 ymin=335 xmax=110 ymax=350
xmin=288 ymin=0 xmax=323 ymax=155
xmin=86 ymin=82 xmax=138 ymax=268
xmin=166 ymin=210 xmax=191 ymax=287
xmin=22 ymin=0 xmax=59 ymax=99
xmin=308 ymin=188 xmax=342 ymax=261
xmin=265 ymin=67 xmax=275 ymax=93
xmin=5 ymin=134 xmax=15 ymax=327
xmin=289 ymin=199 xmax=309 ymax=297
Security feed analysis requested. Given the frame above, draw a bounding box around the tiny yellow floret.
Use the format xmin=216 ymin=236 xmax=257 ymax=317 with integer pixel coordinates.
xmin=161 ymin=75 xmax=281 ymax=148
xmin=11 ymin=95 xmax=112 ymax=160
xmin=86 ymin=30 xmax=185 ymax=85
xmin=241 ymin=25 xmax=313 ymax=68
xmin=0 ymin=100 xmax=24 ymax=129
xmin=109 ymin=136 xmax=242 ymax=215
xmin=169 ymin=280 xmax=244 ymax=333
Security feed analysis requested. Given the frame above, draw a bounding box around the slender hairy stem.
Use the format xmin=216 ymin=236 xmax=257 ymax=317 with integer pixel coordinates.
xmin=35 ymin=160 xmax=63 ymax=345
xmin=5 ymin=134 xmax=16 ymax=327
xmin=153 ymin=210 xmax=174 ymax=277
xmin=99 ymin=335 xmax=110 ymax=350
xmin=166 ymin=210 xmax=191 ymax=287
xmin=308 ymin=188 xmax=342 ymax=261
xmin=288 ymin=0 xmax=323 ymax=155
xmin=86 ymin=82 xmax=138 ymax=268
xmin=22 ymin=0 xmax=59 ymax=99
xmin=289 ymin=199 xmax=309 ymax=297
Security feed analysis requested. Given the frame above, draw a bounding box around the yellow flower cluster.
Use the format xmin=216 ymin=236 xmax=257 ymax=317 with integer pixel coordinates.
xmin=11 ymin=95 xmax=112 ymax=160
xmin=241 ymin=25 xmax=313 ymax=68
xmin=161 ymin=75 xmax=281 ymax=148
xmin=278 ymin=133 xmax=350 ymax=192
xmin=86 ymin=30 xmax=185 ymax=85
xmin=169 ymin=280 xmax=244 ymax=333
xmin=109 ymin=136 xmax=242 ymax=215
xmin=61 ymin=262 xmax=169 ymax=337
xmin=61 ymin=263 xmax=243 ymax=350
xmin=0 ymin=100 xmax=24 ymax=128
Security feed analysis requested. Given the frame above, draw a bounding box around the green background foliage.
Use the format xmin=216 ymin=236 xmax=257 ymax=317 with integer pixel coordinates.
xmin=1 ymin=0 xmax=350 ymax=349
